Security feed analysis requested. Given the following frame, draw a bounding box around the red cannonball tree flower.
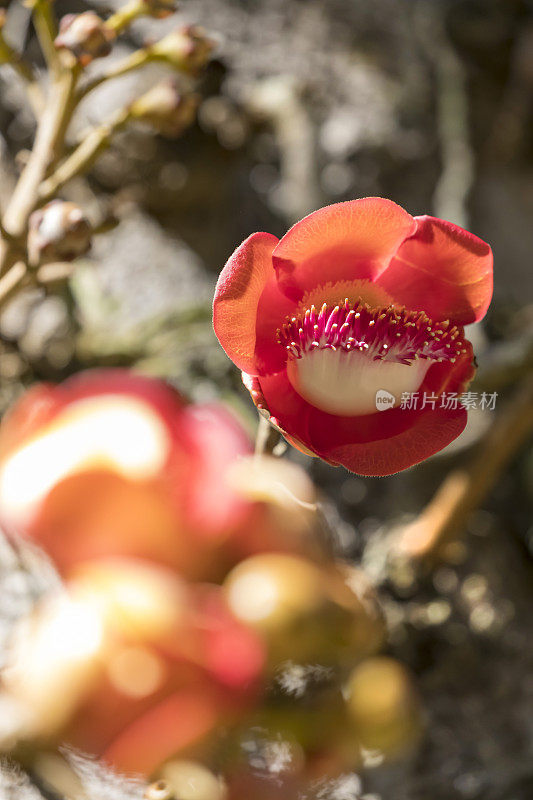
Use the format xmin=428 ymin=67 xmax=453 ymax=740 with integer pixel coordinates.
xmin=213 ymin=198 xmax=493 ymax=476
xmin=0 ymin=369 xmax=253 ymax=575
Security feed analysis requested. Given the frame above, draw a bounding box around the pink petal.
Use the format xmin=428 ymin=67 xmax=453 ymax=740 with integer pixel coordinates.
xmin=246 ymin=353 xmax=473 ymax=476
xmin=272 ymin=198 xmax=417 ymax=302
xmin=377 ymin=216 xmax=493 ymax=325
xmin=214 ymin=232 xmax=290 ymax=375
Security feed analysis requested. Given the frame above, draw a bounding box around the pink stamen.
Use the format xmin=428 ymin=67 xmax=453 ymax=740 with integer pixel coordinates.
xmin=277 ymin=299 xmax=468 ymax=365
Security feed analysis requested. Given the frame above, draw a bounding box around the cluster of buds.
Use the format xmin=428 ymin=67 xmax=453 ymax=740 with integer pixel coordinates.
xmin=0 ymin=369 xmax=421 ymax=790
xmin=27 ymin=200 xmax=92 ymax=266
xmin=55 ymin=11 xmax=115 ymax=65
xmin=54 ymin=11 xmax=213 ymax=73
xmin=130 ymin=80 xmax=199 ymax=138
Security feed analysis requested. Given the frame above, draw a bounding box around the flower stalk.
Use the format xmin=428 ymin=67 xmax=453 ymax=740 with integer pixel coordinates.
xmin=38 ymin=107 xmax=131 ymax=203
xmin=29 ymin=0 xmax=60 ymax=77
xmin=0 ymin=10 xmax=43 ymax=114
xmin=76 ymin=47 xmax=152 ymax=101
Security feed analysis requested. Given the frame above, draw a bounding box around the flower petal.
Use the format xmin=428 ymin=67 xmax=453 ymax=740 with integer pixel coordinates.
xmin=247 ymin=359 xmax=472 ymax=477
xmin=179 ymin=403 xmax=252 ymax=538
xmin=213 ymin=232 xmax=287 ymax=374
xmin=376 ymin=216 xmax=493 ymax=325
xmin=272 ymin=198 xmax=417 ymax=302
xmin=319 ymin=405 xmax=467 ymax=476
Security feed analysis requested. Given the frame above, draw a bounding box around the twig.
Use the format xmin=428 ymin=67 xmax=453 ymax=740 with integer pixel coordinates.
xmin=392 ymin=376 xmax=533 ymax=567
xmin=38 ymin=107 xmax=131 ymax=202
xmin=0 ymin=219 xmax=15 ymax=243
xmin=76 ymin=48 xmax=151 ymax=102
xmin=254 ymin=413 xmax=280 ymax=457
xmin=0 ymin=261 xmax=30 ymax=308
xmin=2 ymin=68 xmax=77 ymax=242
xmin=0 ymin=135 xmax=17 ymax=212
xmin=0 ymin=42 xmax=43 ymax=115
xmin=0 ymin=60 xmax=80 ymax=280
xmin=0 ymin=10 xmax=44 ymax=115
xmin=0 ymin=61 xmax=78 ymax=277
xmin=105 ymin=0 xmax=150 ymax=35
xmin=30 ymin=0 xmax=60 ymax=78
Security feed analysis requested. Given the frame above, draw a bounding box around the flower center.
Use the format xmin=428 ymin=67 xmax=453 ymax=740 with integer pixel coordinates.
xmin=276 ymin=299 xmax=467 ymax=416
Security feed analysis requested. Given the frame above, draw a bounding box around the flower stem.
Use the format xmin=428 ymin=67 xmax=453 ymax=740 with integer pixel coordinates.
xmin=254 ymin=413 xmax=280 ymax=457
xmin=2 ymin=71 xmax=74 ymax=239
xmin=0 ymin=60 xmax=80 ymax=275
xmin=76 ymin=48 xmax=152 ymax=102
xmin=106 ymin=0 xmax=147 ymax=34
xmin=0 ymin=27 xmax=44 ymax=114
xmin=39 ymin=107 xmax=131 ymax=202
xmin=31 ymin=0 xmax=60 ymax=78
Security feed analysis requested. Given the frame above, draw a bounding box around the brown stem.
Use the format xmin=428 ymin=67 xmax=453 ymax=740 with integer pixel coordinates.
xmin=393 ymin=376 xmax=533 ymax=566
xmin=39 ymin=108 xmax=131 ymax=202
xmin=0 ymin=38 xmax=44 ymax=114
xmin=0 ymin=64 xmax=79 ymax=276
xmin=105 ymin=0 xmax=147 ymax=34
xmin=0 ymin=219 xmax=14 ymax=243
xmin=31 ymin=0 xmax=60 ymax=78
xmin=76 ymin=48 xmax=151 ymax=102
xmin=2 ymin=70 xmax=76 ymax=239
xmin=254 ymin=413 xmax=280 ymax=457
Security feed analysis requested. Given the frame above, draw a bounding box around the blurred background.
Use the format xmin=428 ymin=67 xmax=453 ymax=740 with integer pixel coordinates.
xmin=0 ymin=1 xmax=532 ymax=799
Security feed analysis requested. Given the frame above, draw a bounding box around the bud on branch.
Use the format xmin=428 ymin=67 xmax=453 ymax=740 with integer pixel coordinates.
xmin=150 ymin=25 xmax=214 ymax=75
xmin=55 ymin=12 xmax=115 ymax=66
xmin=130 ymin=79 xmax=199 ymax=137
xmin=28 ymin=200 xmax=92 ymax=266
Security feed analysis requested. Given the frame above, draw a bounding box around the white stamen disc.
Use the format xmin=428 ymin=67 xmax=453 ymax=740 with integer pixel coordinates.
xmin=287 ymin=349 xmax=431 ymax=416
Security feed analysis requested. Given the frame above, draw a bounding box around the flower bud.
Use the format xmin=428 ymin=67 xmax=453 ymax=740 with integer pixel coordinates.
xmin=28 ymin=200 xmax=91 ymax=266
xmin=150 ymin=25 xmax=213 ymax=75
xmin=345 ymin=657 xmax=422 ymax=757
xmin=55 ymin=12 xmax=115 ymax=65
xmin=223 ymin=553 xmax=329 ymax=665
xmin=130 ymin=80 xmax=199 ymax=138
xmin=224 ymin=554 xmax=386 ymax=668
